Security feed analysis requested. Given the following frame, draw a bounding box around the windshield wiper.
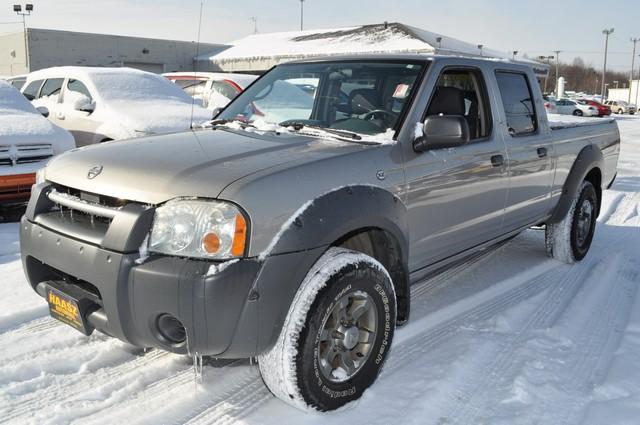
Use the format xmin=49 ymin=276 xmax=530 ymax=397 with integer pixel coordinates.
xmin=282 ymin=121 xmax=363 ymax=141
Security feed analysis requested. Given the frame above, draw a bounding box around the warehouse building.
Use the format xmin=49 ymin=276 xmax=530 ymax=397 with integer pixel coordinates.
xmin=196 ymin=22 xmax=549 ymax=78
xmin=0 ymin=28 xmax=227 ymax=76
xmin=607 ymin=81 xmax=640 ymax=105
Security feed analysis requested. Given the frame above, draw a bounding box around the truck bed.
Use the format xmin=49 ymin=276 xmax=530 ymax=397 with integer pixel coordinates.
xmin=547 ymin=113 xmax=616 ymax=130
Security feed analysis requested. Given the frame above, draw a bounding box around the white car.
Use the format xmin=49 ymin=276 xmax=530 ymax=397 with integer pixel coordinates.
xmin=0 ymin=80 xmax=75 ymax=212
xmin=1 ymin=75 xmax=27 ymax=90
xmin=555 ymin=99 xmax=599 ymax=117
xmin=163 ymin=72 xmax=258 ymax=111
xmin=22 ymin=67 xmax=213 ymax=146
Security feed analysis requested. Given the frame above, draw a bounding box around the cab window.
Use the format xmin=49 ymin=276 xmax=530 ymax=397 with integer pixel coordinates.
xmin=495 ymin=71 xmax=537 ymax=136
xmin=424 ymin=68 xmax=492 ymax=140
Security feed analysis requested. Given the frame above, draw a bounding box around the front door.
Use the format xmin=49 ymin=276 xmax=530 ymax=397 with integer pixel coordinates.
xmin=59 ymin=79 xmax=102 ymax=146
xmin=404 ymin=66 xmax=510 ymax=272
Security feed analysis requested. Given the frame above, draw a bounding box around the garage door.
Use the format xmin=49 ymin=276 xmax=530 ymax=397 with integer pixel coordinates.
xmin=122 ymin=62 xmax=165 ymax=74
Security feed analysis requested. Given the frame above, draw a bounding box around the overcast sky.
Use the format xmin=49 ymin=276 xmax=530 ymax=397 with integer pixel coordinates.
xmin=1 ymin=0 xmax=639 ymax=72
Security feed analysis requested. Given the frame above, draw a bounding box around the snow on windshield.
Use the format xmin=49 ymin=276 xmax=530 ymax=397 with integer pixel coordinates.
xmin=0 ymin=80 xmax=39 ymax=114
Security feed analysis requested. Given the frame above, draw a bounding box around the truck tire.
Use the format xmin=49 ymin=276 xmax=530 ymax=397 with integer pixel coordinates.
xmin=258 ymin=247 xmax=396 ymax=411
xmin=545 ymin=181 xmax=598 ymax=264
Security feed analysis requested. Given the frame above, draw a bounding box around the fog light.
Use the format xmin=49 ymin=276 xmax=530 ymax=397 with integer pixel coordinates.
xmin=156 ymin=314 xmax=186 ymax=344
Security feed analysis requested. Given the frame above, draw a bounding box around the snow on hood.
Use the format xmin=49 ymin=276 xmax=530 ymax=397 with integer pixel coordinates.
xmin=0 ymin=81 xmax=75 ymax=153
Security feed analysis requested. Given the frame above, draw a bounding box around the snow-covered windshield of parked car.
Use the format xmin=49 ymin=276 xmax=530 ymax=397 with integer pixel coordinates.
xmin=217 ymin=61 xmax=425 ymax=140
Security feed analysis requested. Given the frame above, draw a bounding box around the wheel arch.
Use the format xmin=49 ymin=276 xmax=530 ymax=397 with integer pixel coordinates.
xmin=549 ymin=145 xmax=604 ymax=223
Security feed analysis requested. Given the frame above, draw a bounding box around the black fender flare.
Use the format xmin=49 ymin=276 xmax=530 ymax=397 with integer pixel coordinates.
xmin=253 ymin=185 xmax=410 ymax=353
xmin=549 ymin=145 xmax=603 ymax=223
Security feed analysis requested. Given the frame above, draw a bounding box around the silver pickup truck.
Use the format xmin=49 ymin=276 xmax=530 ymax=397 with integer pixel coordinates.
xmin=20 ymin=55 xmax=619 ymax=411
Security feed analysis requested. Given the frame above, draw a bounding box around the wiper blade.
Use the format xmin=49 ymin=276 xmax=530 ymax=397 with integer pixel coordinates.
xmin=281 ymin=121 xmax=362 ymax=141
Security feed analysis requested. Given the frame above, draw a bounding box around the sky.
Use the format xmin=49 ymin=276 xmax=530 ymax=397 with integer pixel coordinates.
xmin=1 ymin=0 xmax=639 ymax=72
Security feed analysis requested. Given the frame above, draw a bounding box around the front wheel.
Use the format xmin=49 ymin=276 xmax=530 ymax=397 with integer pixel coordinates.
xmin=545 ymin=181 xmax=598 ymax=263
xmin=573 ymin=110 xmax=583 ymax=116
xmin=258 ymin=247 xmax=396 ymax=411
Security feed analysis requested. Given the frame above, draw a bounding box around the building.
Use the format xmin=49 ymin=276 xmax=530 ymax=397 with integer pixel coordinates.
xmin=0 ymin=28 xmax=228 ymax=76
xmin=607 ymin=81 xmax=640 ymax=104
xmin=196 ymin=22 xmax=549 ymax=78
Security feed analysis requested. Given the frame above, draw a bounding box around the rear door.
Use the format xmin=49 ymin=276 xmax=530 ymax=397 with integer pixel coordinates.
xmin=494 ymin=70 xmax=554 ymax=231
xmin=404 ymin=65 xmax=510 ymax=271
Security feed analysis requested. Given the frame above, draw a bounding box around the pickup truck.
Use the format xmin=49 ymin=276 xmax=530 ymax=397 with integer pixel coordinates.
xmin=19 ymin=55 xmax=620 ymax=412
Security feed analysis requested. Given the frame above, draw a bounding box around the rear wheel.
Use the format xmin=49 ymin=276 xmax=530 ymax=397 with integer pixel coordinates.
xmin=573 ymin=110 xmax=583 ymax=116
xmin=258 ymin=247 xmax=396 ymax=411
xmin=545 ymin=181 xmax=598 ymax=263
xmin=618 ymin=109 xmax=624 ymax=114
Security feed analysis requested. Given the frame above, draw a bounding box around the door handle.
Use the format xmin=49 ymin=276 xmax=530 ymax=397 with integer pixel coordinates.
xmin=491 ymin=154 xmax=504 ymax=167
xmin=537 ymin=147 xmax=548 ymax=158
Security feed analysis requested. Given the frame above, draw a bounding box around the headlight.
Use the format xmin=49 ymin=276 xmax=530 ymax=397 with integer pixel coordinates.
xmin=35 ymin=167 xmax=46 ymax=184
xmin=149 ymin=200 xmax=248 ymax=259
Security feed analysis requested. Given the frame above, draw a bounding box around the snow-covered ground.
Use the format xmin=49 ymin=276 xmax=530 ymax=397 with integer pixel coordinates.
xmin=1 ymin=116 xmax=639 ymax=425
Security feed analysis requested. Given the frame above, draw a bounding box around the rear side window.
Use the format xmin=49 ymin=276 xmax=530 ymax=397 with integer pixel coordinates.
xmin=23 ymin=79 xmax=44 ymax=100
xmin=67 ymin=79 xmax=92 ymax=100
xmin=495 ymin=71 xmax=537 ymax=136
xmin=40 ymin=78 xmax=65 ymax=99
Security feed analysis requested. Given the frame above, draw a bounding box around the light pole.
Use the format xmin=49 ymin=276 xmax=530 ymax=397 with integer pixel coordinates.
xmin=601 ymin=28 xmax=614 ymax=99
xmin=299 ymin=0 xmax=305 ymax=31
xmin=13 ymin=4 xmax=33 ymax=71
xmin=553 ymin=50 xmax=561 ymax=93
xmin=512 ymin=50 xmax=518 ymax=60
xmin=636 ymin=54 xmax=640 ymax=107
xmin=250 ymin=17 xmax=258 ymax=34
xmin=477 ymin=44 xmax=484 ymax=57
xmin=630 ymin=38 xmax=639 ymax=103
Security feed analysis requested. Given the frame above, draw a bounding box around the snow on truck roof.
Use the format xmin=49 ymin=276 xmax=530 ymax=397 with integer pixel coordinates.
xmin=26 ymin=66 xmax=194 ymax=103
xmin=198 ymin=22 xmax=543 ymax=71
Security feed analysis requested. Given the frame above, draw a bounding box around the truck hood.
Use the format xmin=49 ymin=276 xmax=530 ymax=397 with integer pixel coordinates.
xmin=45 ymin=128 xmax=362 ymax=204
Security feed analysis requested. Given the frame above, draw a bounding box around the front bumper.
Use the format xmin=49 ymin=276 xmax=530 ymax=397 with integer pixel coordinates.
xmin=19 ymin=182 xmax=320 ymax=358
xmin=21 ymin=216 xmax=267 ymax=356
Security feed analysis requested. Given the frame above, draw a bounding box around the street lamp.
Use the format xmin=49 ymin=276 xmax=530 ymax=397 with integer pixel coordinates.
xmin=13 ymin=4 xmax=33 ymax=70
xmin=630 ymin=38 xmax=639 ymax=103
xmin=601 ymin=28 xmax=614 ymax=99
xmin=299 ymin=0 xmax=305 ymax=31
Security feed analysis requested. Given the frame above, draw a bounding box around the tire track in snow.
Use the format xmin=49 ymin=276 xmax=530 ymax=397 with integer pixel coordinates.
xmin=1 ymin=349 xmax=168 ymax=422
xmin=444 ymin=192 xmax=640 ymax=424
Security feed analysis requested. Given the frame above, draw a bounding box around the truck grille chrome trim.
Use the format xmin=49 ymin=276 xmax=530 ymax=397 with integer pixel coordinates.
xmin=48 ymin=189 xmax=119 ymax=219
xmin=0 ymin=144 xmax=53 ymax=167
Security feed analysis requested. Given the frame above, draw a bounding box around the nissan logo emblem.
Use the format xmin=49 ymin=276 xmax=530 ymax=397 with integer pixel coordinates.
xmin=87 ymin=165 xmax=103 ymax=179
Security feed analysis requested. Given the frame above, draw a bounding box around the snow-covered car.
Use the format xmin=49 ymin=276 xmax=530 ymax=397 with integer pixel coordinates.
xmin=21 ymin=67 xmax=213 ymax=146
xmin=605 ymin=100 xmax=636 ymax=115
xmin=0 ymin=80 xmax=74 ymax=211
xmin=543 ymin=95 xmax=558 ymax=114
xmin=1 ymin=75 xmax=27 ymax=90
xmin=163 ymin=72 xmax=258 ymax=111
xmin=555 ymin=98 xmax=598 ymax=117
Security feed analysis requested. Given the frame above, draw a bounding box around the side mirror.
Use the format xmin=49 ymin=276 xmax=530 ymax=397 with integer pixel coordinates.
xmin=211 ymin=107 xmax=223 ymax=119
xmin=36 ymin=106 xmax=49 ymax=118
xmin=77 ymin=101 xmax=95 ymax=114
xmin=413 ymin=115 xmax=470 ymax=152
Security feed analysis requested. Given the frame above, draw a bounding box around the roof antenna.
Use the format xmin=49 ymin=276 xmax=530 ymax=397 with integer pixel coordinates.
xmin=190 ymin=0 xmax=204 ymax=131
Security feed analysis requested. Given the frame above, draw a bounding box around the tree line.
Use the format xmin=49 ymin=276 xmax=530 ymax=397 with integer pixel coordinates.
xmin=541 ymin=57 xmax=631 ymax=95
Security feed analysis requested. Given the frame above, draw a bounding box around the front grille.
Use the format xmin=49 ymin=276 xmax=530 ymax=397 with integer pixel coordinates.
xmin=0 ymin=144 xmax=53 ymax=167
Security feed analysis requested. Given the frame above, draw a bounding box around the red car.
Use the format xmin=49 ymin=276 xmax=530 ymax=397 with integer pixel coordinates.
xmin=578 ymin=99 xmax=611 ymax=117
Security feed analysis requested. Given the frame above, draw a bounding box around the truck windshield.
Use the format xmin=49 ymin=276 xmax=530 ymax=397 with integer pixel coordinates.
xmin=217 ymin=61 xmax=426 ymax=138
